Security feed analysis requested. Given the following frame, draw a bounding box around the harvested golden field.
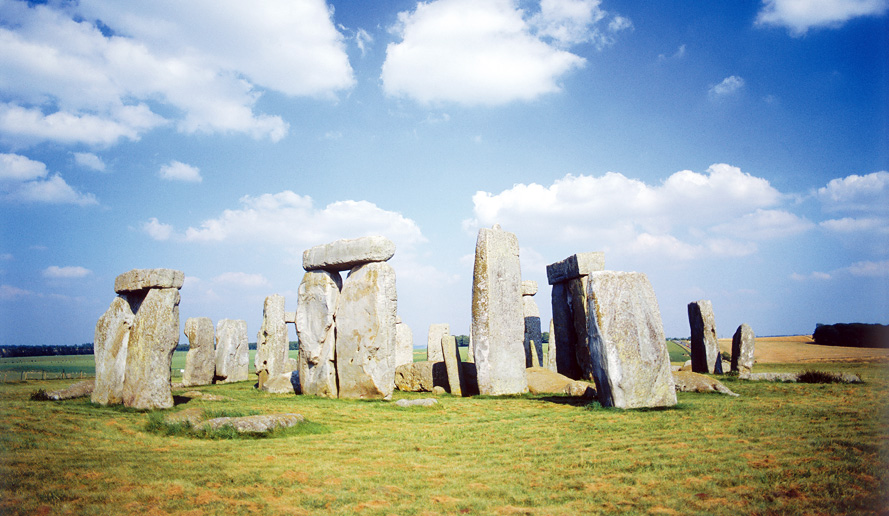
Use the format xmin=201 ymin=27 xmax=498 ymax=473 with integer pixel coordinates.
xmin=717 ymin=335 xmax=889 ymax=364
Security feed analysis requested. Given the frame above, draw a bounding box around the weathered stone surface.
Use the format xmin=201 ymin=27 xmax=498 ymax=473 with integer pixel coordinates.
xmin=262 ymin=371 xmax=301 ymax=394
xmin=296 ymin=270 xmax=341 ymax=398
xmin=432 ymin=386 xmax=447 ymax=395
xmin=522 ymin=280 xmax=538 ymax=296
xmin=92 ymin=296 xmax=134 ymax=405
xmin=303 ymin=235 xmax=395 ymax=272
xmin=441 ymin=335 xmax=462 ymax=396
xmin=523 ymin=296 xmax=542 ymax=367
xmin=688 ymin=300 xmax=721 ymax=374
xmin=395 ymin=317 xmax=414 ymax=369
xmin=672 ymin=371 xmax=738 ymax=396
xmin=177 ymin=391 xmax=233 ymax=402
xmin=569 ymin=276 xmax=595 ymax=382
xmin=526 ymin=366 xmax=573 ymax=394
xmin=731 ymin=323 xmax=755 ymax=373
xmin=546 ymin=318 xmax=557 ymax=371
xmin=585 ymin=271 xmax=677 ymax=409
xmin=426 ymin=323 xmax=449 ymax=362
xmin=471 ymin=225 xmax=527 ymax=395
xmin=336 ymin=262 xmax=397 ymax=399
xmin=122 ymin=288 xmax=180 ymax=410
xmin=284 ymin=311 xmax=296 ymax=324
xmin=550 ymin=282 xmax=581 ymax=379
xmin=395 ymin=398 xmax=437 ymax=407
xmin=546 ymin=252 xmax=605 ymax=285
xmin=255 ymin=294 xmax=290 ymax=378
xmin=215 ymin=319 xmax=249 ymax=383
xmin=46 ymin=379 xmax=94 ymax=401
xmin=199 ymin=413 xmax=305 ymax=433
xmin=114 ymin=268 xmax=184 ymax=293
xmin=565 ymin=380 xmax=596 ymax=398
xmin=183 ymin=317 xmax=215 ymax=387
xmin=394 ymin=361 xmax=449 ymax=392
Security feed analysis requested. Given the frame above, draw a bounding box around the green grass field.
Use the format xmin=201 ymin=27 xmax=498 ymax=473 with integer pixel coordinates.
xmin=1 ymin=358 xmax=887 ymax=515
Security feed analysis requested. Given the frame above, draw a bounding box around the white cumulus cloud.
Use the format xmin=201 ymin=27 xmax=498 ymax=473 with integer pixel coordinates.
xmin=159 ymin=161 xmax=202 ymax=183
xmin=756 ymin=0 xmax=889 ymax=35
xmin=0 ymin=153 xmax=97 ymax=205
xmin=816 ymin=171 xmax=889 ymax=213
xmin=43 ymin=265 xmax=91 ymax=278
xmin=709 ymin=75 xmax=745 ymax=98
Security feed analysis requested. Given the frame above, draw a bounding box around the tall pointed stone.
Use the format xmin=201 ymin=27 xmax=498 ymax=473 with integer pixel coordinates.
xmin=183 ymin=317 xmax=215 ymax=387
xmin=121 ymin=288 xmax=180 ymax=410
xmin=585 ymin=271 xmax=676 ymax=409
xmin=522 ymin=280 xmax=542 ymax=367
xmin=471 ymin=225 xmax=527 ymax=395
xmin=688 ymin=300 xmax=721 ymax=374
xmin=336 ymin=262 xmax=397 ymax=399
xmin=296 ymin=270 xmax=341 ymax=398
xmin=215 ymin=319 xmax=249 ymax=383
xmin=426 ymin=323 xmax=449 ymax=362
xmin=255 ymin=294 xmax=290 ymax=378
xmin=731 ymin=323 xmax=755 ymax=373
xmin=545 ymin=318 xmax=557 ymax=371
xmin=395 ymin=317 xmax=414 ymax=369
xmin=92 ymin=296 xmax=134 ymax=405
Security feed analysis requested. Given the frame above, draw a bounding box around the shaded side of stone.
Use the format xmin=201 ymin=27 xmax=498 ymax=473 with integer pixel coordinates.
xmin=394 ymin=361 xmax=449 ymax=392
xmin=546 ymin=252 xmax=605 ymax=285
xmin=688 ymin=300 xmax=720 ymax=374
xmin=569 ymin=276 xmax=595 ymax=382
xmin=296 ymin=270 xmax=341 ymax=398
xmin=550 ymin=282 xmax=580 ymax=379
xmin=183 ymin=317 xmax=215 ymax=387
xmin=121 ymin=288 xmax=180 ymax=410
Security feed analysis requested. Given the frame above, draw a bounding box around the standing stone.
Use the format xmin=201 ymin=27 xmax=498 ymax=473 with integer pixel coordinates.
xmin=585 ymin=271 xmax=676 ymax=409
xmin=183 ymin=317 xmax=215 ymax=387
xmin=440 ymin=335 xmax=462 ymax=396
xmin=296 ymin=270 xmax=341 ymax=398
xmin=731 ymin=323 xmax=755 ymax=373
xmin=255 ymin=294 xmax=290 ymax=378
xmin=471 ymin=225 xmax=527 ymax=395
xmin=92 ymin=296 xmax=134 ymax=405
xmin=550 ymin=282 xmax=581 ymax=379
xmin=522 ymin=280 xmax=543 ymax=367
xmin=466 ymin=334 xmax=474 ymax=363
xmin=426 ymin=323 xmax=449 ymax=362
xmin=568 ymin=276 xmax=596 ymax=381
xmin=336 ymin=262 xmax=397 ymax=399
xmin=215 ymin=319 xmax=249 ymax=383
xmin=121 ymin=288 xmax=181 ymax=410
xmin=545 ymin=318 xmax=557 ymax=371
xmin=303 ymin=235 xmax=395 ymax=271
xmin=395 ymin=317 xmax=414 ymax=369
xmin=688 ymin=300 xmax=721 ymax=374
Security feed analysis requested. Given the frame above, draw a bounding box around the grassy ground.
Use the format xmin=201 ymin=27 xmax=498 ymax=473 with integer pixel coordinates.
xmin=1 ymin=362 xmax=887 ymax=515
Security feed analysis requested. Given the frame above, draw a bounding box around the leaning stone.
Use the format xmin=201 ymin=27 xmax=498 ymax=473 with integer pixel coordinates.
xmin=471 ymin=225 xmax=527 ymax=395
xmin=564 ymin=380 xmax=596 ymax=398
xmin=395 ymin=398 xmax=438 ymax=408
xmin=199 ymin=414 xmax=305 ymax=433
xmin=114 ymin=268 xmax=184 ymax=293
xmin=523 ymin=295 xmax=542 ymax=367
xmin=45 ymin=379 xmax=94 ymax=401
xmin=441 ymin=335 xmax=462 ymax=396
xmin=183 ymin=317 xmax=215 ymax=387
xmin=585 ymin=271 xmax=677 ymax=409
xmin=395 ymin=317 xmax=414 ymax=369
xmin=215 ymin=319 xmax=249 ymax=383
xmin=546 ymin=252 xmax=605 ymax=285
xmin=529 ymin=341 xmax=540 ymax=368
xmin=731 ymin=323 xmax=755 ymax=373
xmin=426 ymin=323 xmax=449 ymax=362
xmin=92 ymin=296 xmax=134 ymax=405
xmin=550 ymin=282 xmax=581 ymax=379
xmin=296 ymin=270 xmax=341 ymax=397
xmin=526 ymin=366 xmax=574 ymax=394
xmin=688 ymin=300 xmax=721 ymax=374
xmin=255 ymin=294 xmax=290 ymax=378
xmin=672 ymin=371 xmax=739 ymax=396
xmin=122 ymin=288 xmax=180 ymax=410
xmin=336 ymin=262 xmax=397 ymax=399
xmin=394 ymin=361 xmax=449 ymax=392
xmin=263 ymin=371 xmax=301 ymax=394
xmin=302 ymin=235 xmax=395 ymax=272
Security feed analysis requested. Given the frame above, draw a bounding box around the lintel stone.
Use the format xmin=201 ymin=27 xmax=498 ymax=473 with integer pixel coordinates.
xmin=114 ymin=268 xmax=184 ymax=293
xmin=303 ymin=236 xmax=395 ymax=272
xmin=545 ymin=253 xmax=604 ymax=285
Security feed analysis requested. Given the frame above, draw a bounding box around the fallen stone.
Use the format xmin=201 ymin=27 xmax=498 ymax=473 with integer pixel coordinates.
xmin=183 ymin=317 xmax=215 ymax=387
xmin=546 ymin=252 xmax=605 ymax=285
xmin=199 ymin=413 xmax=305 ymax=433
xmin=296 ymin=270 xmax=341 ymax=398
xmin=114 ymin=268 xmax=184 ymax=293
xmin=336 ymin=262 xmax=397 ymax=399
xmin=739 ymin=372 xmax=798 ymax=382
xmin=262 ymin=371 xmax=301 ymax=394
xmin=441 ymin=335 xmax=462 ymax=396
xmin=672 ymin=371 xmax=739 ymax=396
xmin=426 ymin=323 xmax=449 ymax=362
xmin=688 ymin=300 xmax=721 ymax=374
xmin=432 ymin=386 xmax=447 ymax=395
xmin=255 ymin=294 xmax=291 ymax=378
xmin=585 ymin=271 xmax=677 ymax=409
xmin=177 ymin=391 xmax=233 ymax=402
xmin=395 ymin=317 xmax=414 ymax=370
xmin=45 ymin=379 xmax=94 ymax=400
xmin=731 ymin=323 xmax=755 ymax=373
xmin=471 ymin=225 xmax=527 ymax=395
xmin=121 ymin=288 xmax=180 ymax=410
xmin=394 ymin=361 xmax=448 ymax=392
xmin=526 ymin=366 xmax=574 ymax=394
xmin=395 ymin=398 xmax=438 ymax=407
xmin=565 ymin=380 xmax=596 ymax=398
xmin=303 ymin=235 xmax=395 ymax=272
xmin=92 ymin=296 xmax=134 ymax=406
xmin=215 ymin=319 xmax=249 ymax=384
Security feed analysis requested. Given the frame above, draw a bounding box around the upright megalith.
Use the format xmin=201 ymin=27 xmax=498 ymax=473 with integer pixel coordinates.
xmin=426 ymin=323 xmax=449 ymax=362
xmin=522 ymin=280 xmax=542 ymax=367
xmin=93 ymin=268 xmax=183 ymax=409
xmin=585 ymin=271 xmax=676 ymax=409
xmin=688 ymin=300 xmax=721 ymax=374
xmin=441 ymin=335 xmax=463 ymax=396
xmin=255 ymin=294 xmax=290 ymax=379
xmin=296 ymin=270 xmax=341 ymax=398
xmin=547 ymin=252 xmax=605 ymax=381
xmin=471 ymin=224 xmax=527 ymax=395
xmin=183 ymin=317 xmax=215 ymax=387
xmin=395 ymin=317 xmax=414 ymax=369
xmin=335 ymin=261 xmax=398 ymax=399
xmin=546 ymin=318 xmax=557 ymax=371
xmin=303 ymin=235 xmax=395 ymax=272
xmin=731 ymin=323 xmax=755 ymax=373
xmin=215 ymin=319 xmax=249 ymax=383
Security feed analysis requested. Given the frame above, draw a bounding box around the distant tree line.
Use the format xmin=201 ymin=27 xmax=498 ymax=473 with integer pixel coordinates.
xmin=0 ymin=343 xmax=94 ymax=358
xmin=813 ymin=323 xmax=889 ymax=348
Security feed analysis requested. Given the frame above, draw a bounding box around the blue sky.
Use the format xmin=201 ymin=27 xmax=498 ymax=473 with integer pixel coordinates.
xmin=1 ymin=0 xmax=887 ymax=347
